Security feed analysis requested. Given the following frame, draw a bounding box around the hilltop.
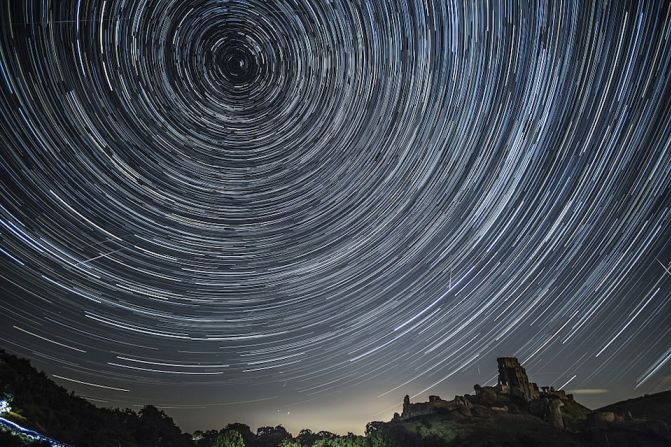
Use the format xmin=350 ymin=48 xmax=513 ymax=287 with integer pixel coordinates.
xmin=596 ymin=390 xmax=671 ymax=423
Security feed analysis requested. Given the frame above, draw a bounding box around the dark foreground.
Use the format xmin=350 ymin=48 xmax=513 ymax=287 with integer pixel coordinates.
xmin=1 ymin=350 xmax=669 ymax=447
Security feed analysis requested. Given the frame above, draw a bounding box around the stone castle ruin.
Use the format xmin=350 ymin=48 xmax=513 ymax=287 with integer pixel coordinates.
xmin=496 ymin=357 xmax=539 ymax=401
xmin=397 ymin=357 xmax=576 ymax=430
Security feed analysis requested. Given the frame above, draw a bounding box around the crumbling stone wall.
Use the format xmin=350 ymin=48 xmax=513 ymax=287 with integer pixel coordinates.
xmin=497 ymin=357 xmax=540 ymax=401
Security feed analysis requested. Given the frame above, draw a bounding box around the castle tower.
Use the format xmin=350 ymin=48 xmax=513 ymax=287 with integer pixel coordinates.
xmin=496 ymin=357 xmax=538 ymax=401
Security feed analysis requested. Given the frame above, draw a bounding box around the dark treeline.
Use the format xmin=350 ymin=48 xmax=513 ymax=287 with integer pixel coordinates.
xmin=0 ymin=350 xmax=429 ymax=447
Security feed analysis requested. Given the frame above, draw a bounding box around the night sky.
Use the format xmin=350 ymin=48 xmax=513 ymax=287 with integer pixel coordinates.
xmin=1 ymin=0 xmax=671 ymax=436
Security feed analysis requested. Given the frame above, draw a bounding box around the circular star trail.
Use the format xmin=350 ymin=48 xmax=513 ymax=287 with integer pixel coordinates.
xmin=1 ymin=0 xmax=671 ymax=434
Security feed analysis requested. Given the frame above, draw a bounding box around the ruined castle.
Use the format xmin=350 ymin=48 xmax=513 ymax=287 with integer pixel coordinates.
xmin=495 ymin=357 xmax=539 ymax=400
xmin=397 ymin=357 xmax=576 ymax=429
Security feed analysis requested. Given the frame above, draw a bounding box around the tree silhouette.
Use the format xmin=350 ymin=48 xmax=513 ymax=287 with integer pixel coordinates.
xmin=256 ymin=425 xmax=291 ymax=447
xmin=213 ymin=430 xmax=245 ymax=447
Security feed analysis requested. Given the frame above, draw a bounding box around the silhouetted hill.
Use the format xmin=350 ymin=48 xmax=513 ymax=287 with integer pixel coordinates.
xmin=367 ymin=407 xmax=671 ymax=447
xmin=596 ymin=390 xmax=671 ymax=423
xmin=0 ymin=349 xmax=190 ymax=447
xmin=367 ymin=412 xmax=583 ymax=446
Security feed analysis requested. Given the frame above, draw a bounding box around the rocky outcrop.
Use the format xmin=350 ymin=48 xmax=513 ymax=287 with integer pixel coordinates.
xmin=547 ymin=398 xmax=565 ymax=429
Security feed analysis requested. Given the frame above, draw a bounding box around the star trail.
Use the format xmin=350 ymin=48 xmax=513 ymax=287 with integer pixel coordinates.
xmin=1 ymin=0 xmax=671 ymax=435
